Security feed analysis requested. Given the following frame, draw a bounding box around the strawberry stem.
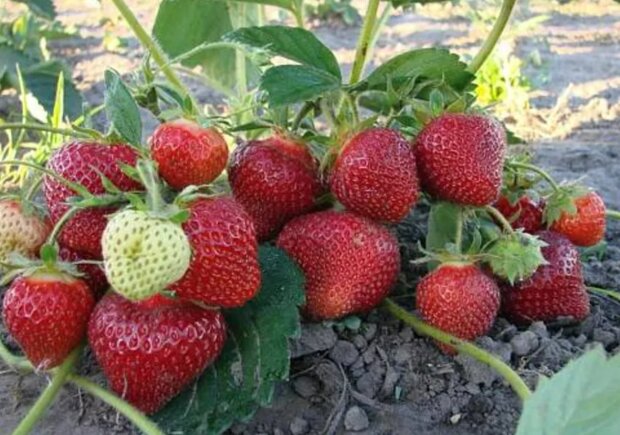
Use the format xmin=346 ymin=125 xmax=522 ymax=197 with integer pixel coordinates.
xmin=484 ymin=205 xmax=515 ymax=234
xmin=68 ymin=375 xmax=165 ymax=435
xmin=508 ymin=161 xmax=560 ymax=192
xmin=46 ymin=207 xmax=81 ymax=247
xmin=0 ymin=161 xmax=92 ymax=198
xmin=0 ymin=123 xmax=91 ymax=139
xmin=383 ymin=298 xmax=532 ymax=401
xmin=349 ymin=0 xmax=381 ymax=84
xmin=606 ymin=210 xmax=620 ymax=220
xmin=467 ymin=0 xmax=518 ymax=74
xmin=136 ymin=159 xmax=165 ymax=212
xmin=587 ymin=286 xmax=620 ymax=302
xmin=455 ymin=208 xmax=464 ymax=253
xmin=109 ymin=0 xmax=199 ymax=111
xmin=0 ymin=339 xmax=33 ymax=373
xmin=12 ymin=347 xmax=82 ymax=435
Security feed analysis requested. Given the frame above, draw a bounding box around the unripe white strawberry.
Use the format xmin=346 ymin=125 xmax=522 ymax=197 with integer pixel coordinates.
xmin=0 ymin=200 xmax=51 ymax=270
xmin=102 ymin=210 xmax=191 ymax=300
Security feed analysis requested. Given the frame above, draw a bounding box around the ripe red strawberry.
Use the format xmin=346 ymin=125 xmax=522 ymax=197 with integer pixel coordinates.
xmin=276 ymin=211 xmax=400 ymax=320
xmin=549 ymin=191 xmax=606 ymax=247
xmin=170 ymin=197 xmax=260 ymax=307
xmin=150 ymin=120 xmax=229 ymax=190
xmin=3 ymin=272 xmax=95 ymax=369
xmin=329 ymin=128 xmax=420 ymax=223
xmin=58 ymin=245 xmax=108 ymax=297
xmin=414 ymin=114 xmax=506 ymax=206
xmin=43 ymin=142 xmax=141 ymax=258
xmin=229 ymin=135 xmax=323 ymax=241
xmin=88 ymin=293 xmax=227 ymax=414
xmin=0 ymin=200 xmax=51 ymax=267
xmin=495 ymin=195 xmax=545 ymax=233
xmin=416 ymin=263 xmax=500 ymax=354
xmin=501 ymin=230 xmax=590 ymax=324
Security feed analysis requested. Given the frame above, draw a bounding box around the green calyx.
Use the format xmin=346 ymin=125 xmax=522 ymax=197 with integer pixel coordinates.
xmin=483 ymin=230 xmax=547 ymax=284
xmin=0 ymin=248 xmax=83 ymax=287
xmin=543 ymin=183 xmax=589 ymax=226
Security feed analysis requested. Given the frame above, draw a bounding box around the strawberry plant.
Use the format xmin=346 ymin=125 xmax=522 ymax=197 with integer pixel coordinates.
xmin=1 ymin=0 xmax=620 ymax=433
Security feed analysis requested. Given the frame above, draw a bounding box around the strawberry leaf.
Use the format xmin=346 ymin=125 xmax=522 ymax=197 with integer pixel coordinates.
xmin=516 ymin=346 xmax=620 ymax=435
xmin=224 ymin=25 xmax=341 ymax=79
xmin=354 ymin=48 xmax=473 ymax=93
xmin=260 ymin=65 xmax=341 ymax=106
xmin=103 ymin=69 xmax=142 ymax=146
xmin=155 ymin=245 xmax=305 ymax=434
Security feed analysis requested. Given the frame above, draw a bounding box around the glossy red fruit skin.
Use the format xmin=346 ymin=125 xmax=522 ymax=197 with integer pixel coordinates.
xmin=330 ymin=128 xmax=420 ymax=223
xmin=550 ymin=191 xmax=606 ymax=247
xmin=501 ymin=231 xmax=590 ymax=324
xmin=416 ymin=263 xmax=500 ymax=353
xmin=277 ymin=211 xmax=400 ymax=320
xmin=150 ymin=120 xmax=229 ymax=190
xmin=58 ymin=245 xmax=109 ymax=298
xmin=229 ymin=135 xmax=323 ymax=241
xmin=3 ymin=274 xmax=95 ymax=369
xmin=495 ymin=195 xmax=545 ymax=234
xmin=44 ymin=142 xmax=140 ymax=258
xmin=88 ymin=293 xmax=227 ymax=414
xmin=414 ymin=114 xmax=506 ymax=206
xmin=170 ymin=197 xmax=260 ymax=307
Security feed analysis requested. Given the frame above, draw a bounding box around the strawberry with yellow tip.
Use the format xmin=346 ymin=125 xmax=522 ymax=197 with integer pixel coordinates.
xmin=101 ymin=159 xmax=191 ymax=301
xmin=102 ymin=210 xmax=191 ymax=300
xmin=0 ymin=199 xmax=51 ymax=269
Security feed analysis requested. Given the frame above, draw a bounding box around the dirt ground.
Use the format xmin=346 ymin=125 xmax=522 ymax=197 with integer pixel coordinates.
xmin=1 ymin=0 xmax=620 ymax=434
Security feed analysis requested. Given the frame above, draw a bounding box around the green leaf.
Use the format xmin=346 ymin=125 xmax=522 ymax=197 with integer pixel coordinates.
xmin=224 ymin=26 xmax=341 ymax=79
xmin=104 ymin=69 xmax=142 ymax=145
xmin=21 ymin=61 xmax=82 ymax=120
xmin=13 ymin=0 xmax=56 ymax=19
xmin=516 ymin=346 xmax=620 ymax=435
xmin=359 ymin=48 xmax=473 ymax=92
xmin=426 ymin=201 xmax=461 ymax=255
xmin=153 ymin=0 xmax=261 ymax=94
xmin=0 ymin=44 xmax=37 ymax=88
xmin=227 ymin=0 xmax=297 ymax=9
xmin=155 ymin=245 xmax=305 ymax=434
xmin=260 ymin=65 xmax=341 ymax=106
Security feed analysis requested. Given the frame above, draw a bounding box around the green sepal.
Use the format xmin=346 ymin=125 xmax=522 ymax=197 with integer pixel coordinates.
xmin=483 ymin=231 xmax=547 ymax=284
xmin=543 ymin=184 xmax=589 ymax=226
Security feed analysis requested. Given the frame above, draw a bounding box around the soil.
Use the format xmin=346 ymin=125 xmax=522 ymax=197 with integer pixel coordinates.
xmin=1 ymin=1 xmax=620 ymax=434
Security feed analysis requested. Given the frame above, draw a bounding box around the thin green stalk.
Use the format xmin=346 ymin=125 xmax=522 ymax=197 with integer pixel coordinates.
xmin=292 ymin=102 xmax=314 ymax=131
xmin=69 ymin=375 xmax=164 ymax=435
xmin=12 ymin=347 xmax=81 ymax=435
xmin=291 ymin=1 xmax=305 ymax=28
xmin=509 ymin=161 xmax=560 ymax=191
xmin=0 ymin=123 xmax=89 ymax=139
xmin=383 ymin=298 xmax=531 ymax=401
xmin=588 ymin=286 xmax=620 ymax=302
xmin=233 ymin=2 xmax=248 ymax=98
xmin=109 ymin=0 xmax=197 ymax=109
xmin=467 ymin=0 xmax=518 ymax=74
xmin=165 ymin=42 xmax=243 ymax=68
xmin=0 ymin=161 xmax=90 ymax=197
xmin=349 ymin=0 xmax=381 ymax=84
xmin=606 ymin=210 xmax=620 ymax=220
xmin=485 ymin=205 xmax=515 ymax=234
xmin=366 ymin=3 xmax=392 ymax=69
xmin=47 ymin=207 xmax=80 ymax=246
xmin=0 ymin=340 xmax=33 ymax=373
xmin=455 ymin=208 xmax=464 ymax=253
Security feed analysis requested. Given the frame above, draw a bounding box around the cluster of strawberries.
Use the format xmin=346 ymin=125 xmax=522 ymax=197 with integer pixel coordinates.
xmin=1 ymin=120 xmax=261 ymax=414
xmin=229 ymin=112 xmax=605 ymax=352
xmin=0 ymin=110 xmax=608 ymax=414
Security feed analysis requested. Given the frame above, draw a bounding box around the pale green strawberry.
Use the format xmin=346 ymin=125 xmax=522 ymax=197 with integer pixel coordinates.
xmin=102 ymin=210 xmax=191 ymax=300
